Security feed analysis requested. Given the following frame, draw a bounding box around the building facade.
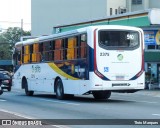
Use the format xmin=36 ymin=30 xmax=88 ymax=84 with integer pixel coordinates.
xmin=130 ymin=0 xmax=160 ymax=11
xmin=31 ymin=0 xmax=107 ymax=36
xmin=31 ymin=0 xmax=160 ymax=85
xmin=31 ymin=0 xmax=160 ymax=36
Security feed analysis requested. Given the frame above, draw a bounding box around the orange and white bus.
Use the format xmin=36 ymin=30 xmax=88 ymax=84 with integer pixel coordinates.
xmin=12 ymin=25 xmax=145 ymax=100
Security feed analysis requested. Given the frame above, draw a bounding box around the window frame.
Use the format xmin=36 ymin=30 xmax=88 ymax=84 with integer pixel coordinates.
xmin=21 ymin=33 xmax=88 ymax=64
xmin=98 ymin=29 xmax=140 ymax=51
xmin=132 ymin=0 xmax=142 ymax=5
xmin=110 ymin=8 xmax=112 ymax=15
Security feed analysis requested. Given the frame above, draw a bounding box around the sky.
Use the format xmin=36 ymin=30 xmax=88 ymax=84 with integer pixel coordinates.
xmin=0 ymin=0 xmax=31 ymax=31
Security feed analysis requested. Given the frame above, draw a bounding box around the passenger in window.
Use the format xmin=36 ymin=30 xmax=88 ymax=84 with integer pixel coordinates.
xmin=81 ymin=34 xmax=86 ymax=42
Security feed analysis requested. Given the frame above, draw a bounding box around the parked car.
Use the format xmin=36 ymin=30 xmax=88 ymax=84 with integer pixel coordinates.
xmin=0 ymin=71 xmax=12 ymax=91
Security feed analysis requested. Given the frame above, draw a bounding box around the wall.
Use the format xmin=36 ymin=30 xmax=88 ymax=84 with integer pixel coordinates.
xmin=131 ymin=0 xmax=149 ymax=11
xmin=107 ymin=0 xmax=126 ymax=16
xmin=31 ymin=0 xmax=160 ymax=36
xmin=149 ymin=0 xmax=160 ymax=8
xmin=130 ymin=0 xmax=160 ymax=12
xmin=126 ymin=0 xmax=131 ymax=12
xmin=54 ymin=12 xmax=150 ymax=33
xmin=31 ymin=0 xmax=107 ymax=36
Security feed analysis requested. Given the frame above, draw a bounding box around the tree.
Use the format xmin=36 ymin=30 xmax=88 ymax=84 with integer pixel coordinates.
xmin=0 ymin=27 xmax=31 ymax=59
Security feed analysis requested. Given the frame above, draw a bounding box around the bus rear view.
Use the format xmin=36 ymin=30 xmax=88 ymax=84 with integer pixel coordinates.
xmin=12 ymin=25 xmax=144 ymax=100
xmin=91 ymin=26 xmax=144 ymax=98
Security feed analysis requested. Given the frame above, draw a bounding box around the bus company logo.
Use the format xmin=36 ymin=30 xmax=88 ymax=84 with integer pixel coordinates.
xmin=32 ymin=65 xmax=41 ymax=73
xmin=117 ymin=54 xmax=123 ymax=61
xmin=2 ymin=120 xmax=11 ymax=125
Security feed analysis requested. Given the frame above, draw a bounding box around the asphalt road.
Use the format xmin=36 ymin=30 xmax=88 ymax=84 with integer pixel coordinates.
xmin=0 ymin=88 xmax=160 ymax=128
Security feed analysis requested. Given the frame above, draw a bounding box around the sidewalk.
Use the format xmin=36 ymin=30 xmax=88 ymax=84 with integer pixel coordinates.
xmin=147 ymin=83 xmax=160 ymax=90
xmin=136 ymin=88 xmax=160 ymax=97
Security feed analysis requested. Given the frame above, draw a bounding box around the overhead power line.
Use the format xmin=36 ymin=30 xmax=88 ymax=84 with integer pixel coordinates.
xmin=0 ymin=21 xmax=31 ymax=25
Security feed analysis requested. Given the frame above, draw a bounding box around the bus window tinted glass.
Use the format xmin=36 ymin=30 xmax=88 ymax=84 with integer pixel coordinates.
xmin=99 ymin=30 xmax=139 ymax=48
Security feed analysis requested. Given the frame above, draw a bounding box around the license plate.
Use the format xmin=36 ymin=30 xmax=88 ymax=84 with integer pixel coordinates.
xmin=116 ymin=76 xmax=124 ymax=80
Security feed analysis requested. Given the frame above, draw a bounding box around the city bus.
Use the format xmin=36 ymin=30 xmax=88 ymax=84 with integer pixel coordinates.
xmin=12 ymin=25 xmax=145 ymax=100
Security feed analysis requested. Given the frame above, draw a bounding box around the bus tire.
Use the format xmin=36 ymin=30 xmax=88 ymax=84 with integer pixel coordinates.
xmin=65 ymin=94 xmax=74 ymax=99
xmin=7 ymin=86 xmax=11 ymax=92
xmin=0 ymin=90 xmax=3 ymax=95
xmin=92 ymin=91 xmax=111 ymax=100
xmin=55 ymin=79 xmax=65 ymax=100
xmin=23 ymin=79 xmax=34 ymax=96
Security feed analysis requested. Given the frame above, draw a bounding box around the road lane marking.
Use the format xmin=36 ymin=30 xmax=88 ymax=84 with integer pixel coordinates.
xmin=39 ymin=99 xmax=80 ymax=106
xmin=104 ymin=107 xmax=112 ymax=110
xmin=11 ymin=89 xmax=24 ymax=93
xmin=135 ymin=101 xmax=158 ymax=104
xmin=152 ymin=114 xmax=160 ymax=117
xmin=111 ymin=98 xmax=158 ymax=104
xmin=154 ymin=96 xmax=160 ymax=98
xmin=112 ymin=92 xmax=160 ymax=98
xmin=12 ymin=90 xmax=23 ymax=93
xmin=0 ymin=108 xmax=34 ymax=119
xmin=0 ymin=99 xmax=6 ymax=102
xmin=52 ymin=125 xmax=70 ymax=128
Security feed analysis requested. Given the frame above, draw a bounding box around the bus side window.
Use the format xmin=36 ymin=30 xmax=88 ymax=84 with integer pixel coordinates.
xmin=24 ymin=45 xmax=30 ymax=63
xmin=50 ymin=40 xmax=55 ymax=50
xmin=17 ymin=51 xmax=22 ymax=65
xmin=50 ymin=40 xmax=55 ymax=61
xmin=32 ymin=43 xmax=40 ymax=62
xmin=80 ymin=34 xmax=87 ymax=58
xmin=36 ymin=43 xmax=40 ymax=62
xmin=67 ymin=37 xmax=77 ymax=60
xmin=30 ymin=44 xmax=33 ymax=63
xmin=48 ymin=41 xmax=53 ymax=61
xmin=32 ymin=44 xmax=36 ymax=62
xmin=22 ymin=46 xmax=24 ymax=63
xmin=39 ymin=43 xmax=43 ymax=61
xmin=54 ymin=39 xmax=63 ymax=61
xmin=76 ymin=35 xmax=81 ymax=58
xmin=43 ymin=41 xmax=50 ymax=61
xmin=63 ymin=38 xmax=68 ymax=60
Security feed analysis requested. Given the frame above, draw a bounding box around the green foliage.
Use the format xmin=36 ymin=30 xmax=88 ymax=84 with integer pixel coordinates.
xmin=0 ymin=44 xmax=11 ymax=59
xmin=0 ymin=27 xmax=31 ymax=59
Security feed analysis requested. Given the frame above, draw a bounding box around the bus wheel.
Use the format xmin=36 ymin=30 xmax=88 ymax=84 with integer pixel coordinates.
xmin=23 ymin=79 xmax=34 ymax=96
xmin=92 ymin=91 xmax=111 ymax=100
xmin=56 ymin=79 xmax=65 ymax=100
xmin=0 ymin=90 xmax=3 ymax=95
xmin=7 ymin=86 xmax=11 ymax=92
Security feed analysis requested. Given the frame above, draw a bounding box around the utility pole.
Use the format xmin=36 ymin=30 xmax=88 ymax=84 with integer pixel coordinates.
xmin=21 ymin=19 xmax=23 ymax=38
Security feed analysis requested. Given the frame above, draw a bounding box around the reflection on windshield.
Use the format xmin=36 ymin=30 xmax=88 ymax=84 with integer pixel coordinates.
xmin=99 ymin=30 xmax=139 ymax=48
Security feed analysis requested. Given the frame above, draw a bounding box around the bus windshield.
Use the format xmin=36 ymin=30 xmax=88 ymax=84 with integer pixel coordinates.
xmin=99 ymin=30 xmax=139 ymax=49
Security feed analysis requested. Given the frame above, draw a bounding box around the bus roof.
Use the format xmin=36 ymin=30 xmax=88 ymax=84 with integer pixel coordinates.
xmin=15 ymin=29 xmax=79 ymax=47
xmin=15 ymin=25 xmax=142 ymax=48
